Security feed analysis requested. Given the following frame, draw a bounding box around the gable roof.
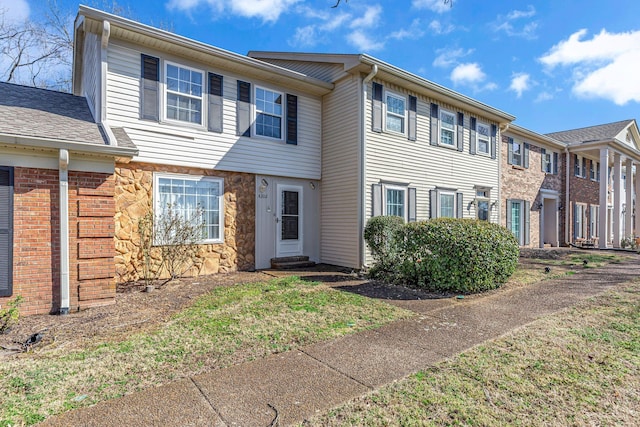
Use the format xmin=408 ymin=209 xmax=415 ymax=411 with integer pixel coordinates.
xmin=248 ymin=51 xmax=516 ymax=124
xmin=0 ymin=82 xmax=136 ymax=156
xmin=545 ymin=120 xmax=634 ymax=144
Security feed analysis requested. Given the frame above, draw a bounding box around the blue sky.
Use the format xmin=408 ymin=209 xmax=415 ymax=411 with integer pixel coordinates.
xmin=3 ymin=0 xmax=640 ymax=134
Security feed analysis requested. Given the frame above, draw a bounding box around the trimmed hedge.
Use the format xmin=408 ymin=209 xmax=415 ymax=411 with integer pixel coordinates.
xmin=363 ymin=215 xmax=405 ymax=281
xmin=364 ymin=217 xmax=519 ymax=294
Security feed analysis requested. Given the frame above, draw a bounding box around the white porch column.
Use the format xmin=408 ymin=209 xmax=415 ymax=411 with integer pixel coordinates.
xmin=625 ymin=159 xmax=633 ymax=239
xmin=636 ymin=164 xmax=640 ymax=236
xmin=613 ymin=152 xmax=622 ymax=247
xmin=599 ymin=148 xmax=609 ymax=249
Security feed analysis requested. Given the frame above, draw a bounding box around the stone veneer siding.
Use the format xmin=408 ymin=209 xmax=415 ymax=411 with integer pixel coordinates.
xmin=568 ymin=155 xmax=601 ymax=242
xmin=501 ymin=135 xmax=566 ymax=247
xmin=114 ymin=162 xmax=255 ymax=283
xmin=0 ymin=167 xmax=115 ymax=316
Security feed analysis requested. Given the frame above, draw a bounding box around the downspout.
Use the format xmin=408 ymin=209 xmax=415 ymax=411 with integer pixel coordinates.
xmin=499 ymin=123 xmax=510 ymax=226
xmin=564 ymin=147 xmax=570 ymax=245
xmin=359 ymin=64 xmax=378 ymax=269
xmin=59 ymin=149 xmax=70 ymax=314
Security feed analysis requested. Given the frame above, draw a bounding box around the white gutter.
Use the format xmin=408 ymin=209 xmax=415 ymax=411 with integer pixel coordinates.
xmin=359 ymin=64 xmax=378 ymax=268
xmin=0 ymin=132 xmax=137 ymax=157
xmin=564 ymin=147 xmax=570 ymax=245
xmin=59 ymin=149 xmax=70 ymax=314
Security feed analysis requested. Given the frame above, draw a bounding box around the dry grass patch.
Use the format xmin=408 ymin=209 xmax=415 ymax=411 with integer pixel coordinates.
xmin=0 ymin=276 xmax=412 ymax=426
xmin=304 ymin=280 xmax=640 ymax=426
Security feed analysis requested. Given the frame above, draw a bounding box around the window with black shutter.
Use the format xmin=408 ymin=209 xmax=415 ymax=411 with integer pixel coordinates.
xmin=236 ymin=81 xmax=251 ymax=137
xmin=286 ymin=94 xmax=298 ymax=145
xmin=140 ymin=54 xmax=160 ymax=121
xmin=208 ymin=73 xmax=223 ymax=133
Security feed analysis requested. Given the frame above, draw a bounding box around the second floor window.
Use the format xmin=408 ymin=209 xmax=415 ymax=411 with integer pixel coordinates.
xmin=574 ymin=155 xmax=586 ymax=178
xmin=590 ymin=161 xmax=600 ymax=181
xmin=440 ymin=109 xmax=456 ymax=146
xmin=386 ymin=92 xmax=406 ymax=134
xmin=255 ymin=87 xmax=283 ymax=139
xmin=477 ymin=123 xmax=490 ymax=154
xmin=165 ymin=63 xmax=203 ymax=125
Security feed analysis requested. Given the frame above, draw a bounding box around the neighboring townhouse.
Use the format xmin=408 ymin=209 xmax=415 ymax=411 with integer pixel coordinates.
xmin=0 ymin=82 xmax=137 ymax=315
xmin=248 ymin=52 xmax=515 ymax=268
xmin=73 ymin=6 xmax=333 ymax=278
xmin=501 ymin=125 xmax=566 ymax=248
xmin=547 ymin=120 xmax=640 ymax=249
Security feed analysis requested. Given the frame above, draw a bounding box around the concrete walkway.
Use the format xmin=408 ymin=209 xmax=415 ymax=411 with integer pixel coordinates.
xmin=41 ymin=255 xmax=640 ymax=426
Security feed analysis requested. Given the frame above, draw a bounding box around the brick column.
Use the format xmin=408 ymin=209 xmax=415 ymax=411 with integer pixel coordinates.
xmin=599 ymin=148 xmax=608 ymax=249
xmin=613 ymin=153 xmax=622 ymax=247
xmin=625 ymin=158 xmax=633 ymax=239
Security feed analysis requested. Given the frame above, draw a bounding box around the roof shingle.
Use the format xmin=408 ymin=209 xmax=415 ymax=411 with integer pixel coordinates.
xmin=545 ymin=120 xmax=633 ymax=144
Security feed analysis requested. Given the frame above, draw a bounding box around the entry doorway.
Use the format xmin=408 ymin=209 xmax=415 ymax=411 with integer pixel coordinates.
xmin=276 ymin=185 xmax=303 ymax=257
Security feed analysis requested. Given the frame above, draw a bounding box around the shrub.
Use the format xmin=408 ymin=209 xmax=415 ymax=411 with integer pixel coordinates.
xmin=402 ymin=218 xmax=519 ymax=293
xmin=0 ymin=295 xmax=23 ymax=334
xmin=364 ymin=215 xmax=405 ymax=280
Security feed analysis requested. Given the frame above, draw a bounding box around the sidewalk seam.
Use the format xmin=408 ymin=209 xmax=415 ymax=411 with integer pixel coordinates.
xmin=190 ymin=377 xmax=230 ymax=426
xmin=299 ymin=349 xmax=374 ymax=391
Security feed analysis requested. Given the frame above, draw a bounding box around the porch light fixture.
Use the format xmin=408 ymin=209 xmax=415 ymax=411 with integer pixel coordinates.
xmin=259 ymin=178 xmax=269 ymax=193
xmin=309 ymin=182 xmax=316 ymax=190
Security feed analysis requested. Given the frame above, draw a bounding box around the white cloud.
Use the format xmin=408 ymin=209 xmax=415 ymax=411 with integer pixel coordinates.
xmin=432 ymin=47 xmax=473 ymax=68
xmin=166 ymin=0 xmax=300 ymax=22
xmin=349 ymin=5 xmax=381 ymax=29
xmin=540 ymin=29 xmax=640 ymax=105
xmin=509 ymin=73 xmax=531 ymax=98
xmin=389 ymin=19 xmax=425 ymax=41
xmin=492 ymin=5 xmax=538 ymax=39
xmin=412 ymin=0 xmax=452 ymax=14
xmin=535 ymin=91 xmax=553 ymax=103
xmin=288 ymin=5 xmax=350 ymax=48
xmin=0 ymin=0 xmax=30 ymax=22
xmin=450 ymin=62 xmax=497 ymax=92
xmin=347 ymin=30 xmax=384 ymax=51
xmin=451 ymin=63 xmax=485 ymax=85
xmin=428 ymin=19 xmax=455 ymax=35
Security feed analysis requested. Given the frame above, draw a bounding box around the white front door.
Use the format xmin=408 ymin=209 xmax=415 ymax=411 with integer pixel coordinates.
xmin=276 ymin=185 xmax=303 ymax=257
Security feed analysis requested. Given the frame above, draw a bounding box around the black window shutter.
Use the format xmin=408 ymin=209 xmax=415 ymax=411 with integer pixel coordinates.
xmin=490 ymin=124 xmax=497 ymax=160
xmin=457 ymin=112 xmax=464 ymax=152
xmin=524 ymin=200 xmax=530 ymax=245
xmin=208 ymin=73 xmax=224 ymax=133
xmin=372 ymin=184 xmax=383 ymax=217
xmin=469 ymin=117 xmax=477 ymax=155
xmin=507 ymin=137 xmax=514 ymax=165
xmin=523 ymin=143 xmax=530 ymax=168
xmin=140 ymin=54 xmax=159 ymax=121
xmin=372 ymin=82 xmax=383 ymax=133
xmin=429 ymin=189 xmax=437 ymax=218
xmin=553 ymin=152 xmax=559 ymax=175
xmin=0 ymin=167 xmax=13 ymax=297
xmin=236 ymin=81 xmax=251 ymax=137
xmin=408 ymin=95 xmax=417 ymax=141
xmin=456 ymin=192 xmax=464 ymax=218
xmin=408 ymin=187 xmax=417 ymax=222
xmin=430 ymin=103 xmax=439 ymax=146
xmin=286 ymin=94 xmax=298 ymax=145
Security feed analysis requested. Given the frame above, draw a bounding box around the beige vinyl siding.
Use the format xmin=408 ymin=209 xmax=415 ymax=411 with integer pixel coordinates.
xmin=320 ymin=77 xmax=361 ymax=268
xmin=81 ymin=32 xmax=100 ymax=119
xmin=105 ymin=42 xmax=322 ymax=179
xmin=364 ymin=80 xmax=500 ymax=264
xmin=255 ymin=59 xmax=346 ymax=83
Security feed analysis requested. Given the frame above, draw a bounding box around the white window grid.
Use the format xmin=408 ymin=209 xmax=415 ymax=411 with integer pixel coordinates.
xmin=165 ymin=62 xmax=204 ymax=125
xmin=385 ymin=92 xmax=406 ymax=134
xmin=440 ymin=109 xmax=456 ymax=146
xmin=255 ymin=86 xmax=283 ymax=140
xmin=476 ymin=122 xmax=490 ymax=154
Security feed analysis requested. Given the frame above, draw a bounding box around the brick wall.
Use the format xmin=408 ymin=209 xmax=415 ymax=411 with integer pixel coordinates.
xmin=501 ymin=135 xmax=566 ymax=247
xmin=0 ymin=167 xmax=115 ymax=316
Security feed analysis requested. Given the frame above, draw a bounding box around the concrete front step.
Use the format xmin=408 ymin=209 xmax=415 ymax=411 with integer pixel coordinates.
xmin=270 ymin=256 xmax=316 ymax=269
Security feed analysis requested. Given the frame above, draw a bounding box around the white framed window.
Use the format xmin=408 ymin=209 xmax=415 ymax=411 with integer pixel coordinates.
xmin=154 ymin=173 xmax=224 ymax=244
xmin=165 ymin=62 xmax=204 ymax=125
xmin=439 ymin=191 xmax=456 ymax=218
xmin=255 ymin=86 xmax=283 ymax=139
xmin=589 ymin=161 xmax=600 ymax=181
xmin=574 ymin=155 xmax=587 ymax=178
xmin=511 ymin=140 xmax=523 ymax=166
xmin=385 ymin=91 xmax=406 ymax=134
xmin=439 ymin=109 xmax=456 ymax=146
xmin=476 ymin=122 xmax=490 ymax=154
xmin=475 ymin=188 xmax=490 ymax=221
xmin=385 ymin=186 xmax=407 ymax=219
xmin=542 ymin=149 xmax=555 ymax=174
xmin=590 ymin=205 xmax=599 ymax=238
xmin=575 ymin=203 xmax=587 ymax=239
